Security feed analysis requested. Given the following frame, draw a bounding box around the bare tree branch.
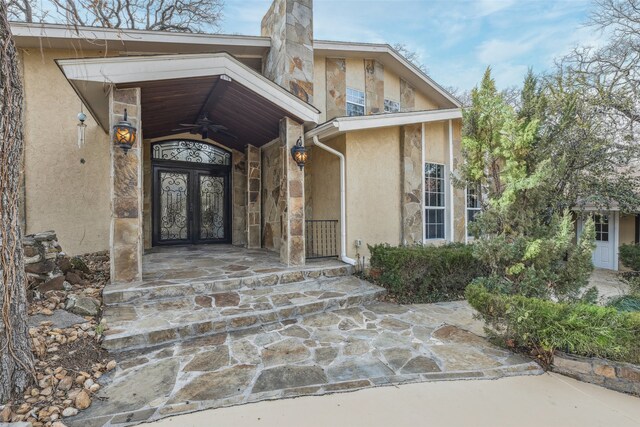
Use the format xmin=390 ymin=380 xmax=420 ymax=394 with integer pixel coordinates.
xmin=8 ymin=0 xmax=225 ymax=33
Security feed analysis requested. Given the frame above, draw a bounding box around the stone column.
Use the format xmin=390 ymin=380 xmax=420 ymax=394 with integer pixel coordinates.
xmin=261 ymin=0 xmax=314 ymax=104
xmin=246 ymin=145 xmax=261 ymax=248
xmin=109 ymin=88 xmax=143 ymax=283
xmin=365 ymin=59 xmax=384 ymax=114
xmin=232 ymin=149 xmax=248 ymax=247
xmin=401 ymin=124 xmax=424 ymax=245
xmin=400 ymin=79 xmax=415 ymax=112
xmin=279 ymin=117 xmax=305 ymax=265
xmin=326 ymin=58 xmax=346 ymax=120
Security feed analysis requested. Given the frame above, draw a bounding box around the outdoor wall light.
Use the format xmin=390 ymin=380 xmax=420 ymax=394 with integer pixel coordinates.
xmin=290 ymin=136 xmax=308 ymax=170
xmin=112 ymin=108 xmax=137 ymax=154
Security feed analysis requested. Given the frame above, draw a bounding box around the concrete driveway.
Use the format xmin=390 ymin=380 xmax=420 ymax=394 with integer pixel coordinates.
xmin=150 ymin=373 xmax=640 ymax=427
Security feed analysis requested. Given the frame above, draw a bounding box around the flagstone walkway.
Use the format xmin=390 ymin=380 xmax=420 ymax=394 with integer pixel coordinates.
xmin=67 ymin=301 xmax=543 ymax=427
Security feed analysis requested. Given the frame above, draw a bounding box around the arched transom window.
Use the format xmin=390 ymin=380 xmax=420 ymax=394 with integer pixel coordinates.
xmin=152 ymin=140 xmax=231 ymax=165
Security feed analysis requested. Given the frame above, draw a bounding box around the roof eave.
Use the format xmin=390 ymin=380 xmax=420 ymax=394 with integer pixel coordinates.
xmin=305 ymin=108 xmax=462 ymax=142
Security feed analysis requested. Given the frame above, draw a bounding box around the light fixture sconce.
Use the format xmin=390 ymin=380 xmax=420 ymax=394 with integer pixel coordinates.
xmin=290 ymin=136 xmax=308 ymax=170
xmin=112 ymin=108 xmax=137 ymax=154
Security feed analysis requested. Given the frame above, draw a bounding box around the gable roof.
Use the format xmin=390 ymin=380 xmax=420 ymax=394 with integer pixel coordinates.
xmin=313 ymin=40 xmax=461 ymax=109
xmin=57 ymin=52 xmax=321 ymax=134
xmin=12 ymin=23 xmax=461 ymax=109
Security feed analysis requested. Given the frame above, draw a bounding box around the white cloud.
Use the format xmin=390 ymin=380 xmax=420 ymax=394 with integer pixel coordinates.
xmin=474 ymin=0 xmax=517 ymax=17
xmin=476 ymin=37 xmax=538 ymax=64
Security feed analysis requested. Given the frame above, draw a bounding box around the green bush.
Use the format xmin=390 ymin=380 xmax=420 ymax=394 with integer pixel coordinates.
xmin=619 ymin=243 xmax=640 ymax=271
xmin=466 ymin=282 xmax=640 ymax=364
xmin=367 ymin=243 xmax=487 ymax=303
xmin=607 ymin=294 xmax=640 ymax=313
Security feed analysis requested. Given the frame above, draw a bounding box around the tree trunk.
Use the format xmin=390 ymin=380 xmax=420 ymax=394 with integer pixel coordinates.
xmin=0 ymin=0 xmax=34 ymax=404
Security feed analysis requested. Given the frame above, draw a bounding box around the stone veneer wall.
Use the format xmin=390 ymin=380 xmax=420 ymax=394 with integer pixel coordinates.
xmin=400 ymin=124 xmax=424 ymax=244
xmin=553 ymin=352 xmax=640 ymax=397
xmin=365 ymin=59 xmax=384 ymax=114
xmin=400 ymin=79 xmax=415 ymax=112
xmin=142 ymin=139 xmax=152 ymax=250
xmin=261 ymin=141 xmax=283 ymax=252
xmin=109 ymin=88 xmax=143 ymax=283
xmin=246 ymin=145 xmax=261 ymax=248
xmin=279 ymin=118 xmax=305 ymax=265
xmin=261 ymin=0 xmax=314 ymax=103
xmin=232 ymin=149 xmax=247 ymax=247
xmin=326 ymin=58 xmax=346 ymax=120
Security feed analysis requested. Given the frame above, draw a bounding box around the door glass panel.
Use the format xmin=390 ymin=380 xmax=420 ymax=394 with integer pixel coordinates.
xmin=594 ymin=215 xmax=609 ymax=242
xmin=199 ymin=175 xmax=225 ymax=239
xmin=153 ymin=140 xmax=230 ymax=165
xmin=159 ymin=171 xmax=189 ymax=241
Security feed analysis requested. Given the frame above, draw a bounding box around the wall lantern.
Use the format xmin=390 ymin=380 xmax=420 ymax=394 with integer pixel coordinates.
xmin=112 ymin=108 xmax=137 ymax=153
xmin=290 ymin=136 xmax=308 ymax=170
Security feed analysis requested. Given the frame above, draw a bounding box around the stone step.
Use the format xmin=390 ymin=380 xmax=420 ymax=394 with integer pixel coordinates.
xmin=102 ymin=276 xmax=385 ymax=352
xmin=103 ymin=264 xmax=354 ymax=305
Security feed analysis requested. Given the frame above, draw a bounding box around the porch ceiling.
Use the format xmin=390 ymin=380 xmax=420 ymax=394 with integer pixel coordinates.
xmin=56 ymin=53 xmax=321 ymax=150
xmin=118 ymin=75 xmax=294 ymax=149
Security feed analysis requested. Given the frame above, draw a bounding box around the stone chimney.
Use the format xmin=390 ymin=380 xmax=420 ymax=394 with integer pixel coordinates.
xmin=261 ymin=0 xmax=314 ymax=104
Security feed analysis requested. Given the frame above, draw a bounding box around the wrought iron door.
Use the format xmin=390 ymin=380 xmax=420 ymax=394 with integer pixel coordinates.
xmin=153 ymin=167 xmax=230 ymax=245
xmin=151 ymin=140 xmax=231 ymax=246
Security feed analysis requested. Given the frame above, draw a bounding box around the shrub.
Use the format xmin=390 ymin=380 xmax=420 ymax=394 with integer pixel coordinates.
xmin=607 ymin=294 xmax=640 ymax=313
xmin=367 ymin=243 xmax=487 ymax=303
xmin=466 ymin=283 xmax=640 ymax=365
xmin=619 ymin=243 xmax=640 ymax=271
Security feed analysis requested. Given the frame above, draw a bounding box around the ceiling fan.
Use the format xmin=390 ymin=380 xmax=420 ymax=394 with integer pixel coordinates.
xmin=172 ymin=114 xmax=237 ymax=140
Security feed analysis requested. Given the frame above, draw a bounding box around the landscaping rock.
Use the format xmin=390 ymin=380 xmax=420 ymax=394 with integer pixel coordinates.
xmin=62 ymin=407 xmax=78 ymax=417
xmin=75 ymin=390 xmax=92 ymax=410
xmin=39 ymin=276 xmax=66 ymax=292
xmin=28 ymin=310 xmax=86 ymax=329
xmin=65 ymin=295 xmax=99 ymax=317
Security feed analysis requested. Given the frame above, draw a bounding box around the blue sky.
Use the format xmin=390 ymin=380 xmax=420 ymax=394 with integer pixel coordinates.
xmin=223 ymin=0 xmax=597 ymax=90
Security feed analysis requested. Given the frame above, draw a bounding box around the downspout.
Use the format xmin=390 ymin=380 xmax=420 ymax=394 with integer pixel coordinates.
xmin=448 ymin=119 xmax=455 ymax=243
xmin=312 ymin=136 xmax=356 ymax=265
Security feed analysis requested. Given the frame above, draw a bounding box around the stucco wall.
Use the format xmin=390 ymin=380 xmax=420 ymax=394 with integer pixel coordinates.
xmin=424 ymin=121 xmax=448 ymax=164
xmin=22 ymin=48 xmax=111 ymax=255
xmin=345 ymin=58 xmax=365 ymax=92
xmin=306 ymin=136 xmax=344 ymax=253
xmin=384 ymin=72 xmax=400 ymax=106
xmin=415 ymin=91 xmax=438 ymax=110
xmin=619 ymin=214 xmax=636 ymax=246
xmin=345 ymin=127 xmax=402 ymax=259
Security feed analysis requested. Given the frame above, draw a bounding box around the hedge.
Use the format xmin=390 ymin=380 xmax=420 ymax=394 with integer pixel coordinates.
xmin=619 ymin=243 xmax=640 ymax=271
xmin=367 ymin=243 xmax=487 ymax=303
xmin=466 ymin=282 xmax=640 ymax=364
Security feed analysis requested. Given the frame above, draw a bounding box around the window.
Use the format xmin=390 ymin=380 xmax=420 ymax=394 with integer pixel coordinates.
xmin=384 ymin=99 xmax=400 ymax=113
xmin=346 ymin=88 xmax=365 ymax=116
xmin=425 ymin=163 xmax=446 ymax=239
xmin=152 ymin=140 xmax=231 ymax=165
xmin=594 ymin=214 xmax=609 ymax=242
xmin=466 ymin=186 xmax=481 ymax=237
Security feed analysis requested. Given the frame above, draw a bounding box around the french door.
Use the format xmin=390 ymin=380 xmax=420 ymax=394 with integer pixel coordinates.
xmin=152 ymin=165 xmax=230 ymax=245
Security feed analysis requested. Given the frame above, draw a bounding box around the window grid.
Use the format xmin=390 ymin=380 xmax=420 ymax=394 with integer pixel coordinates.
xmin=384 ymin=99 xmax=400 ymax=113
xmin=466 ymin=186 xmax=481 ymax=237
xmin=425 ymin=163 xmax=446 ymax=240
xmin=594 ymin=214 xmax=609 ymax=242
xmin=346 ymin=88 xmax=365 ymax=116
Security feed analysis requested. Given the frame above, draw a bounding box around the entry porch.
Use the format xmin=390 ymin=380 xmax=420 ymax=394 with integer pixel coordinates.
xmin=57 ymin=53 xmax=325 ymax=284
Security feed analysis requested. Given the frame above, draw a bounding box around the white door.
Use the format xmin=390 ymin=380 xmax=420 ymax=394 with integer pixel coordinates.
xmin=592 ymin=214 xmax=615 ymax=270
